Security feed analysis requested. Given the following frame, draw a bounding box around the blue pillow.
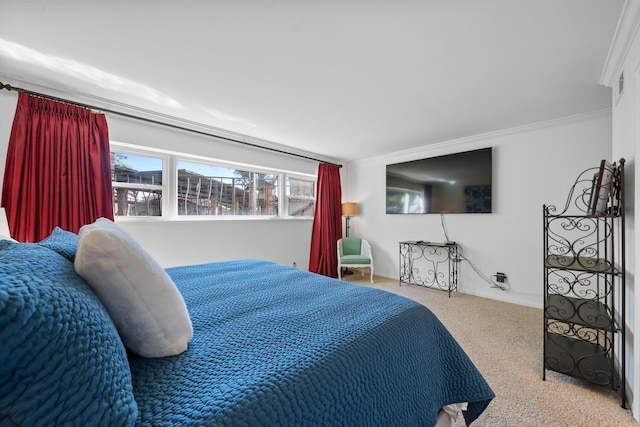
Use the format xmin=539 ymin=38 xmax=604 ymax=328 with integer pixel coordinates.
xmin=0 ymin=241 xmax=138 ymax=426
xmin=37 ymin=226 xmax=78 ymax=262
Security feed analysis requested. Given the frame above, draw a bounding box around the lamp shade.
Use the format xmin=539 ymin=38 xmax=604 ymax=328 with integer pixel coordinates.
xmin=0 ymin=208 xmax=10 ymax=237
xmin=341 ymin=202 xmax=358 ymax=217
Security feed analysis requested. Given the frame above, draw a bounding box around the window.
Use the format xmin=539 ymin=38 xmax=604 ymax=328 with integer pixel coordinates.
xmin=110 ymin=143 xmax=316 ymax=220
xmin=286 ymin=175 xmax=315 ymax=217
xmin=177 ymin=161 xmax=279 ymax=216
xmin=111 ymin=151 xmax=166 ymax=217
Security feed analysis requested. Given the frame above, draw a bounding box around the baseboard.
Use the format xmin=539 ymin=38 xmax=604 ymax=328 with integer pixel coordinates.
xmin=377 ymin=272 xmax=542 ymax=309
xmin=460 ymin=288 xmax=542 ymax=309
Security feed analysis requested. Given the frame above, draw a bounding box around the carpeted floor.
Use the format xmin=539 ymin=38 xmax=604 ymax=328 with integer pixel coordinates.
xmin=340 ymin=273 xmax=636 ymax=426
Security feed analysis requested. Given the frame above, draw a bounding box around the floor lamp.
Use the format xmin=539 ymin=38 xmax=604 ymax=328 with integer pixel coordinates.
xmin=341 ymin=202 xmax=358 ymax=237
xmin=341 ymin=202 xmax=358 ymax=275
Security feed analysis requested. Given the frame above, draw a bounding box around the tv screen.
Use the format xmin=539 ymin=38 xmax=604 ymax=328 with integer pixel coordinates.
xmin=386 ymin=147 xmax=492 ymax=214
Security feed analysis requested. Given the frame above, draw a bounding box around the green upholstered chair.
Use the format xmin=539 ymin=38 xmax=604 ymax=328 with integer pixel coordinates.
xmin=337 ymin=237 xmax=374 ymax=283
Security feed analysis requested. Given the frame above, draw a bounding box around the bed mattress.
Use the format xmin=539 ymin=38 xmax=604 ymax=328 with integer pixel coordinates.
xmin=128 ymin=259 xmax=494 ymax=426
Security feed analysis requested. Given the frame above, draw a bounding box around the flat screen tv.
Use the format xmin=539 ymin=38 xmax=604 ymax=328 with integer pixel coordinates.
xmin=386 ymin=147 xmax=492 ymax=214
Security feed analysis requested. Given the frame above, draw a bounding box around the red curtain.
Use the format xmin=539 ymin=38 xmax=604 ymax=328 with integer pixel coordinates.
xmin=309 ymin=163 xmax=342 ymax=277
xmin=2 ymin=92 xmax=114 ymax=242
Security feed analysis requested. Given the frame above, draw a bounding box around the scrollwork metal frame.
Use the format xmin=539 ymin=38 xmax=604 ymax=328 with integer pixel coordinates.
xmin=542 ymin=159 xmax=625 ymax=407
xmin=399 ymin=241 xmax=458 ymax=297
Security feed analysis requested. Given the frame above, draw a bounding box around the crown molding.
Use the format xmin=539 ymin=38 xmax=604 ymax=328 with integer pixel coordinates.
xmin=354 ymin=109 xmax=611 ymax=166
xmin=601 ymin=0 xmax=640 ymax=87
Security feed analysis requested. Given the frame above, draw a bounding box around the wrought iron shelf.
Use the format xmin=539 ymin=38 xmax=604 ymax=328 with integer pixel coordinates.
xmin=545 ymin=255 xmax=615 ymax=275
xmin=545 ymin=294 xmax=617 ymax=331
xmin=542 ymin=158 xmax=626 ymax=408
xmin=544 ymin=332 xmax=618 ymax=389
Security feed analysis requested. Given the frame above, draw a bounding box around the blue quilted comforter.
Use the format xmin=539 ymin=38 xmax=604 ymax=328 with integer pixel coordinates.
xmin=129 ymin=259 xmax=493 ymax=426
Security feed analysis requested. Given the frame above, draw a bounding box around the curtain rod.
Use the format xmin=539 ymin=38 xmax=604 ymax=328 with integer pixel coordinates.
xmin=0 ymin=81 xmax=341 ymax=168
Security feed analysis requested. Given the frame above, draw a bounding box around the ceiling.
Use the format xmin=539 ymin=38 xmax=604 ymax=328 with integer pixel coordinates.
xmin=0 ymin=1 xmax=624 ymax=162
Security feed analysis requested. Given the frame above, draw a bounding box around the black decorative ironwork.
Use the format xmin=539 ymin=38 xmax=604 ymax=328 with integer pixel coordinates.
xmin=545 ymin=294 xmax=615 ymax=330
xmin=545 ymin=215 xmax=614 ymax=274
xmin=542 ymin=159 xmax=626 ymax=407
xmin=399 ymin=241 xmax=458 ymax=297
xmin=544 ymin=159 xmax=619 ymax=217
xmin=545 ymin=321 xmax=616 ymax=388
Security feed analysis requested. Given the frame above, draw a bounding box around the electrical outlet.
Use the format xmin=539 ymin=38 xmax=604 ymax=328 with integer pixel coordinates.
xmin=496 ymin=272 xmax=506 ymax=283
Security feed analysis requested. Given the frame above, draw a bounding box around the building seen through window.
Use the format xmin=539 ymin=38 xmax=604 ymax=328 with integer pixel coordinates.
xmin=110 ymin=150 xmax=315 ymax=218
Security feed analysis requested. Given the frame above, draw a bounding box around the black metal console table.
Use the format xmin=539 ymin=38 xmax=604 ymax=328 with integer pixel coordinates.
xmin=399 ymin=241 xmax=458 ymax=296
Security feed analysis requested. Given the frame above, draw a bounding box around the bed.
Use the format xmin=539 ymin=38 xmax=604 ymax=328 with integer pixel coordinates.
xmin=0 ymin=226 xmax=493 ymax=426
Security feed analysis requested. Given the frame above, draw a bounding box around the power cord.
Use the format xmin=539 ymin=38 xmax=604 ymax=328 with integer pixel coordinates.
xmin=440 ymin=214 xmax=508 ymax=291
xmin=441 ymin=214 xmax=451 ymax=241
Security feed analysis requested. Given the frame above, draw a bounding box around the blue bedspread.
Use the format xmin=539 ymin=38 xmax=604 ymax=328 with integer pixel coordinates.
xmin=129 ymin=259 xmax=493 ymax=426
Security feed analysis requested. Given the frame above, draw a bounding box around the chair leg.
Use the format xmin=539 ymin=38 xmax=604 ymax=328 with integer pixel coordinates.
xmin=370 ymin=266 xmax=374 ymax=284
xmin=338 ymin=265 xmax=342 ymax=280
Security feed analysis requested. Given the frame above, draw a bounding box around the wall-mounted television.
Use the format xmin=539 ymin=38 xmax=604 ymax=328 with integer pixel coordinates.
xmin=386 ymin=147 xmax=492 ymax=214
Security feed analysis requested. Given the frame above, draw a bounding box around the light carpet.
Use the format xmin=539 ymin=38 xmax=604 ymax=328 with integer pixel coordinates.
xmin=341 ymin=273 xmax=636 ymax=426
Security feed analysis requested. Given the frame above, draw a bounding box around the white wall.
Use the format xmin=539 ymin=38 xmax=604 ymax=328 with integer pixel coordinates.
xmin=0 ymin=91 xmax=318 ymax=270
xmin=345 ymin=111 xmax=612 ymax=308
xmin=601 ymin=1 xmax=640 ymax=417
xmin=0 ymin=94 xmax=13 ymax=195
xmin=107 ymin=112 xmax=321 ymax=269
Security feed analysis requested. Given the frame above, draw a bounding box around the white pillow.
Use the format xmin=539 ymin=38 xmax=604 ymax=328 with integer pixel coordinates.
xmin=74 ymin=218 xmax=193 ymax=358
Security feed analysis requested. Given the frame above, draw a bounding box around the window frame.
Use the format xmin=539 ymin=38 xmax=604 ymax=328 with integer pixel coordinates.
xmin=111 ymin=144 xmax=170 ymax=220
xmin=174 ymin=157 xmax=282 ymax=219
xmin=110 ymin=141 xmax=316 ymax=221
xmin=284 ymin=174 xmax=317 ymax=218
